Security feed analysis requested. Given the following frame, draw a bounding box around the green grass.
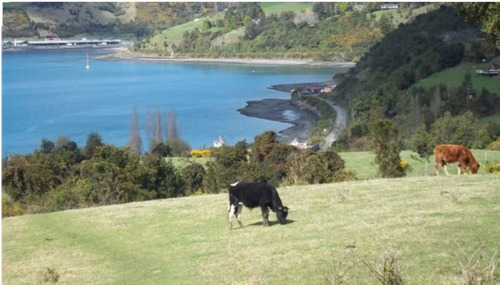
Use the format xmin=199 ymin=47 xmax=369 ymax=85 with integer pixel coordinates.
xmin=341 ymin=149 xmax=500 ymax=180
xmin=259 ymin=2 xmax=314 ymax=16
xmin=3 ymin=175 xmax=499 ymax=284
xmin=372 ymin=5 xmax=432 ymax=25
xmin=412 ymin=62 xmax=500 ymax=93
xmin=168 ymin=149 xmax=500 ymax=180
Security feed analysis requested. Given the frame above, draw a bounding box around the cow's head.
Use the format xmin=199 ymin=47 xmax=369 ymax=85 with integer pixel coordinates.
xmin=276 ymin=206 xmax=289 ymax=225
xmin=471 ymin=162 xmax=480 ymax=174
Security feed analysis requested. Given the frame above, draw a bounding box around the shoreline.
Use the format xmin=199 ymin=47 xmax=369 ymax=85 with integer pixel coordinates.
xmin=106 ymin=49 xmax=356 ymax=67
xmin=238 ymin=99 xmax=317 ymax=144
xmin=109 ymin=49 xmax=349 ymax=144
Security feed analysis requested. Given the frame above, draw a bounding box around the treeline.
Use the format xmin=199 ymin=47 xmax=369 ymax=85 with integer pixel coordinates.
xmin=2 ymin=131 xmax=351 ymax=217
xmin=331 ymin=5 xmax=500 ymax=151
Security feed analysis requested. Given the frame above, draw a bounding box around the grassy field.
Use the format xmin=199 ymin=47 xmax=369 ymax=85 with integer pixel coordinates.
xmin=259 ymin=2 xmax=313 ymax=15
xmin=412 ymin=62 xmax=500 ymax=93
xmin=3 ymin=174 xmax=499 ymax=284
xmin=172 ymin=149 xmax=500 ymax=180
xmin=341 ymin=149 xmax=500 ymax=180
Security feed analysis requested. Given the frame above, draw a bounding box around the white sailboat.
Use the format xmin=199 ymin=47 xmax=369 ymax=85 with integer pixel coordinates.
xmin=85 ymin=54 xmax=90 ymax=70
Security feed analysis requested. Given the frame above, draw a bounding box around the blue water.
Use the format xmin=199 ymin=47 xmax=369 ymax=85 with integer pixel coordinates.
xmin=2 ymin=49 xmax=348 ymax=156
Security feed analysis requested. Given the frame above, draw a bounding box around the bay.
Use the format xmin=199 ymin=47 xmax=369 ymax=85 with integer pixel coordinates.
xmin=2 ymin=48 xmax=348 ymax=156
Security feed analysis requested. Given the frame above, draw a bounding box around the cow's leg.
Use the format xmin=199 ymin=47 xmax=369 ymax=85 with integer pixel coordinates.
xmin=442 ymin=163 xmax=450 ymax=176
xmin=235 ymin=204 xmax=243 ymax=228
xmin=435 ymin=162 xmax=440 ymax=176
xmin=261 ymin=206 xmax=269 ymax=227
xmin=228 ymin=203 xmax=236 ymax=230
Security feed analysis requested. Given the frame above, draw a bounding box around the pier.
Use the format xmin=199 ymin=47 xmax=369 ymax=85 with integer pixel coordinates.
xmin=4 ymin=38 xmax=123 ymax=49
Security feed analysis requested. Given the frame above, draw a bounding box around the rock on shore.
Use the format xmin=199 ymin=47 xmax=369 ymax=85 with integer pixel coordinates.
xmin=237 ymin=99 xmax=317 ymax=143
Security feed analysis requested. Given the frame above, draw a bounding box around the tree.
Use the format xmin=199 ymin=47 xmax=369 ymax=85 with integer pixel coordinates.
xmin=456 ymin=3 xmax=500 ymax=50
xmin=431 ymin=111 xmax=477 ymax=147
xmin=147 ymin=109 xmax=162 ymax=152
xmin=251 ymin=130 xmax=279 ymax=163
xmin=81 ymin=145 xmax=151 ymax=204
xmin=40 ymin=138 xmax=55 ymax=154
xmin=244 ymin=20 xmax=259 ymax=40
xmin=165 ymin=138 xmax=190 ymax=156
xmin=55 ymin=136 xmax=71 ymax=151
xmin=475 ymin=88 xmax=499 ymax=117
xmin=166 ymin=108 xmax=179 ymax=140
xmin=377 ymin=14 xmax=394 ymax=35
xmin=409 ymin=124 xmax=434 ymax=174
xmin=181 ymin=162 xmax=206 ymax=195
xmin=83 ymin=132 xmax=103 ymax=159
xmin=368 ymin=118 xmax=405 ymax=178
xmin=204 ymin=142 xmax=248 ymax=192
xmin=129 ymin=106 xmax=142 ymax=155
xmin=141 ymin=154 xmax=184 ymax=198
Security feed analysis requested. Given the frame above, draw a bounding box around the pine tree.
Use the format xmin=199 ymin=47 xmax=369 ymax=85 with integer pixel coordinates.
xmin=129 ymin=106 xmax=142 ymax=155
xmin=166 ymin=108 xmax=179 ymax=140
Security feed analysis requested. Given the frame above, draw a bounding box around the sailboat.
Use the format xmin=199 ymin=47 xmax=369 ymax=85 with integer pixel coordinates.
xmin=85 ymin=54 xmax=90 ymax=70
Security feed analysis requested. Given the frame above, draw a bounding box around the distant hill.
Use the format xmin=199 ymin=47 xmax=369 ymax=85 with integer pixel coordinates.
xmin=3 ymin=2 xmax=435 ymax=62
xmin=2 ymin=2 xmax=227 ymax=39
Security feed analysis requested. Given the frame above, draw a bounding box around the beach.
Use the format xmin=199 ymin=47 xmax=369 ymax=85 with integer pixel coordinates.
xmin=108 ymin=49 xmax=356 ymax=67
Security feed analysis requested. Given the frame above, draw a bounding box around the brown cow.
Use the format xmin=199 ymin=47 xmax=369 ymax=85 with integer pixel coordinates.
xmin=434 ymin=144 xmax=480 ymax=175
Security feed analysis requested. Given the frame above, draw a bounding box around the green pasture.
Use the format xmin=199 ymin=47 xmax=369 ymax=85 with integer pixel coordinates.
xmin=340 ymin=149 xmax=500 ymax=180
xmin=371 ymin=4 xmax=435 ymax=26
xmin=413 ymin=62 xmax=500 ymax=93
xmin=3 ymin=175 xmax=499 ymax=284
xmin=170 ymin=149 xmax=500 ymax=181
xmin=259 ymin=2 xmax=313 ymax=16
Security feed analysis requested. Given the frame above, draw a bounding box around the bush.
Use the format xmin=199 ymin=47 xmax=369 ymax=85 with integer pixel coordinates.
xmin=486 ymin=141 xmax=500 ymax=151
xmin=2 ymin=196 xmax=23 ymax=218
xmin=483 ymin=162 xmax=500 ymax=174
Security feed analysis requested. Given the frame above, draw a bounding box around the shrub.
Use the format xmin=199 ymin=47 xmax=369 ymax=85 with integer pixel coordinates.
xmin=483 ymin=162 xmax=500 ymax=174
xmin=486 ymin=141 xmax=500 ymax=151
xmin=2 ymin=196 xmax=22 ymax=218
xmin=454 ymin=241 xmax=498 ymax=285
xmin=190 ymin=149 xmax=212 ymax=158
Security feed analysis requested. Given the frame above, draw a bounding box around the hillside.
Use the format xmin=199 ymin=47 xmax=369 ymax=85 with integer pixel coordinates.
xmin=2 ymin=3 xmax=224 ymax=39
xmin=330 ymin=5 xmax=499 ymax=151
xmin=3 ymin=175 xmax=499 ymax=284
xmin=137 ymin=2 xmax=435 ymax=61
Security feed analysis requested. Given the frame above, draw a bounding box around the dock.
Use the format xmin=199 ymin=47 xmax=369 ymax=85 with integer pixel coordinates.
xmin=4 ymin=38 xmax=123 ymax=49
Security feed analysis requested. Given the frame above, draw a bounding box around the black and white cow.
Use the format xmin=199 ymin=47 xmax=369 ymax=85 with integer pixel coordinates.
xmin=228 ymin=182 xmax=288 ymax=229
